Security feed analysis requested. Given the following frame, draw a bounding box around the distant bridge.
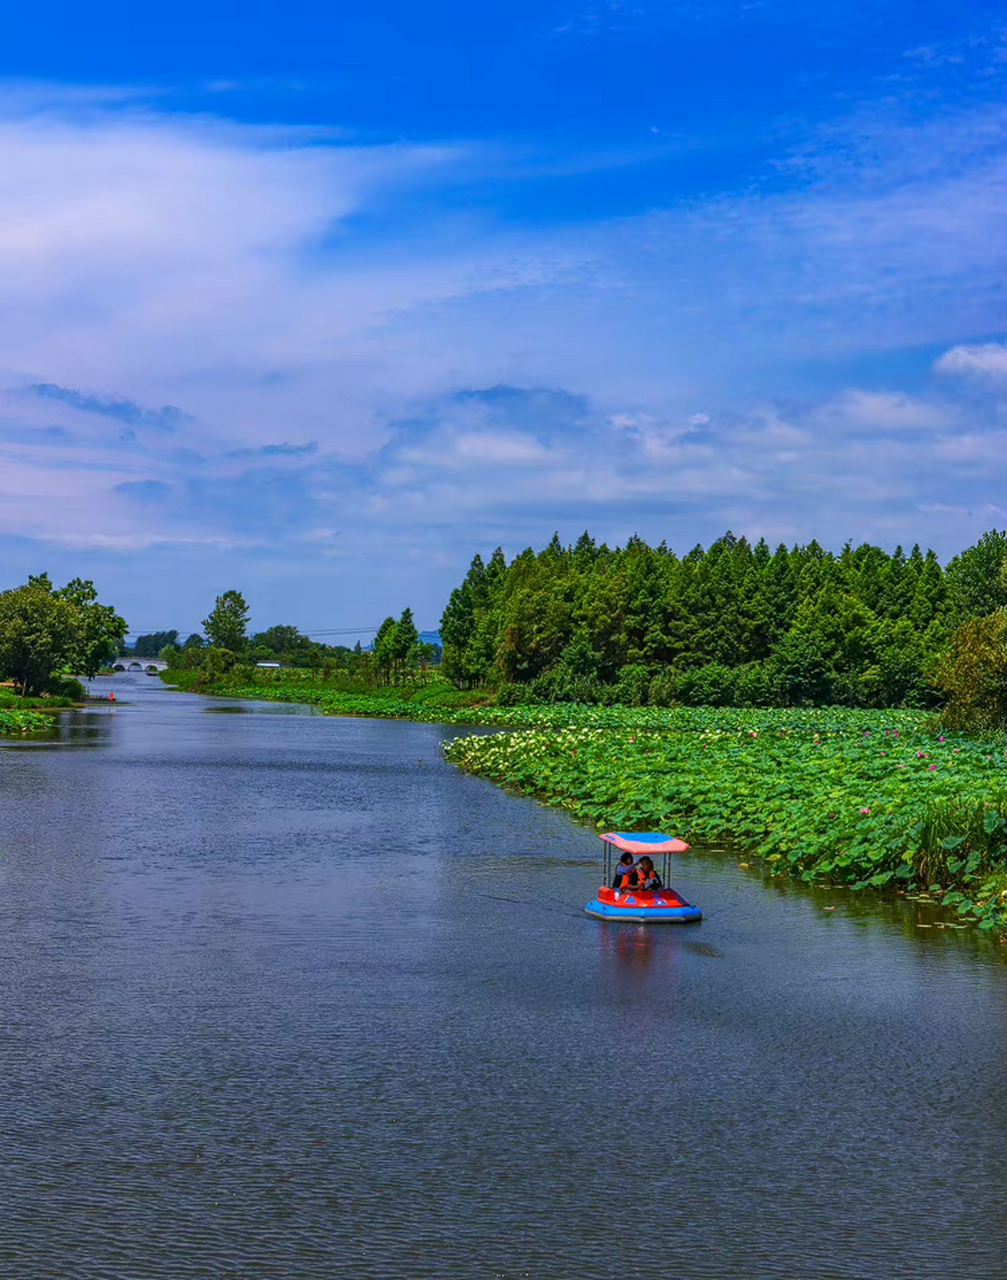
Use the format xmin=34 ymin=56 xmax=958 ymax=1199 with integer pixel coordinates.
xmin=111 ymin=659 xmax=169 ymax=673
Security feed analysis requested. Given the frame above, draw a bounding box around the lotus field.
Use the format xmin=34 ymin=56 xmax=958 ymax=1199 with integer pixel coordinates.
xmin=443 ymin=707 xmax=1007 ymax=933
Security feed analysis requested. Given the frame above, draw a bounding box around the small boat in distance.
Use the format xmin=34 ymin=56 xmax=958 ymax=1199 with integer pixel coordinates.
xmin=584 ymin=831 xmax=702 ymax=924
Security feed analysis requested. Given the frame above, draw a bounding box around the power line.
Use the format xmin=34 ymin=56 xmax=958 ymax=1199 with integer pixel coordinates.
xmin=122 ymin=624 xmax=439 ymax=639
xmin=123 ymin=624 xmax=380 ymax=634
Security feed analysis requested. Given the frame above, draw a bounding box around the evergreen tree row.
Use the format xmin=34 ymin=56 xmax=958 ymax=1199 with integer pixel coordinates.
xmin=439 ymin=530 xmax=1007 ymax=708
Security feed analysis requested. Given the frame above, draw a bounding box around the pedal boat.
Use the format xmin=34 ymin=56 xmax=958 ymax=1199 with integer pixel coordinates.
xmin=584 ymin=831 xmax=702 ymax=924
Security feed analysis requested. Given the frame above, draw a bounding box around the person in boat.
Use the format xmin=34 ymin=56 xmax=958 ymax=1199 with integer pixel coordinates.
xmin=612 ymin=852 xmax=639 ymax=890
xmin=637 ymin=856 xmax=663 ymax=891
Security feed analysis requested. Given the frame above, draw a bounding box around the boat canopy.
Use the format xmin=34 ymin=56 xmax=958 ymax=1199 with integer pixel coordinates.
xmin=600 ymin=831 xmax=690 ymax=855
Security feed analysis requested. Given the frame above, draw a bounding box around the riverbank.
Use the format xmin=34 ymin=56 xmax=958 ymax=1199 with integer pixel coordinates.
xmin=0 ymin=692 xmax=73 ymax=735
xmin=159 ymin=671 xmax=497 ymax=722
xmin=159 ymin=671 xmax=1007 ymax=932
xmin=445 ymin=712 xmax=1007 ymax=933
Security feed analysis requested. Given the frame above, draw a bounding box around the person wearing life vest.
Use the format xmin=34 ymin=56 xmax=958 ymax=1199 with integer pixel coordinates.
xmin=637 ymin=856 xmax=663 ymax=891
xmin=612 ymin=852 xmax=638 ymax=891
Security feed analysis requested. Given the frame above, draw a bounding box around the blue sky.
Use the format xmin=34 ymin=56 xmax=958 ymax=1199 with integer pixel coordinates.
xmin=0 ymin=2 xmax=1003 ymax=636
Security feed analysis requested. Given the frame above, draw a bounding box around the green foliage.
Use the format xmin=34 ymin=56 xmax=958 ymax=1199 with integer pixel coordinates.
xmin=167 ymin=671 xmax=488 ymax=714
xmin=769 ymin=632 xmax=834 ymax=705
xmin=441 ymin=549 xmax=507 ymax=687
xmin=0 ymin=690 xmax=74 ymax=709
xmin=45 ymin=676 xmax=87 ymax=701
xmin=675 ymin=663 xmax=735 ymax=707
xmin=437 ymin=530 xmax=1000 ymax=708
xmin=933 ymin=609 xmax=1007 ymax=732
xmin=53 ymin=578 xmax=129 ymax=677
xmin=247 ymin=624 xmax=330 ymax=666
xmin=944 ymin=530 xmax=1007 ymax=618
xmin=202 ymin=590 xmax=250 ymax=651
xmin=0 ymin=574 xmax=126 ymax=694
xmin=373 ymin=608 xmax=428 ymax=683
xmin=196 ymin=647 xmax=237 ymax=687
xmin=442 ymin=708 xmax=1007 ymax=933
xmin=0 ymin=707 xmax=52 ymax=734
xmin=132 ymin=630 xmax=178 ymax=657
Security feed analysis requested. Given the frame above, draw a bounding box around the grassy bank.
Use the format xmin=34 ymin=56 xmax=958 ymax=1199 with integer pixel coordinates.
xmin=0 ymin=689 xmax=74 ymax=735
xmin=161 ymin=670 xmax=493 ymax=720
xmin=444 ymin=709 xmax=1007 ymax=933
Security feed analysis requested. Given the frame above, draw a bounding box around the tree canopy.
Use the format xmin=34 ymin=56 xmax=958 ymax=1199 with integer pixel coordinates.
xmin=0 ymin=574 xmax=127 ymax=695
xmin=202 ymin=590 xmax=250 ymax=651
xmin=933 ymin=608 xmax=1007 ymax=731
xmin=439 ymin=530 xmax=1007 ymax=708
xmin=374 ymin=608 xmax=432 ymax=682
xmin=131 ymin=630 xmax=178 ymax=657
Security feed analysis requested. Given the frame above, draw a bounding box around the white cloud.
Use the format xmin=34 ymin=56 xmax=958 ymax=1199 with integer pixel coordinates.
xmin=933 ymin=342 xmax=1007 ymax=382
xmin=816 ymin=389 xmax=953 ymax=432
xmin=0 ymin=85 xmax=1002 ymax=624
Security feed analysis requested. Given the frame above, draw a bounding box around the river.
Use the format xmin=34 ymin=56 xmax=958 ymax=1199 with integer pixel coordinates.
xmin=1 ymin=674 xmax=1004 ymax=1279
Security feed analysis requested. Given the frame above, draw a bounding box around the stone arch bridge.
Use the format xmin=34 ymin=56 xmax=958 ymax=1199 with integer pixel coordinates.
xmin=111 ymin=659 xmax=169 ymax=673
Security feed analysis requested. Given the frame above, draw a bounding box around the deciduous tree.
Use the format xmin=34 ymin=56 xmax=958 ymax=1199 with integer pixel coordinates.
xmin=0 ymin=575 xmax=126 ymax=694
xmin=202 ymin=591 xmax=250 ymax=652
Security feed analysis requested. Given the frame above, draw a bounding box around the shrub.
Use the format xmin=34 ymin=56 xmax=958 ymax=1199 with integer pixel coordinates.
xmin=934 ymin=609 xmax=1007 ymax=732
xmin=45 ymin=676 xmax=86 ymax=701
xmin=648 ymin=669 xmax=679 ymax=707
xmin=677 ymin=663 xmax=736 ymax=707
xmin=732 ymin=662 xmax=775 ymax=707
xmin=195 ymin=647 xmax=237 ymax=688
xmin=613 ymin=663 xmax=652 ymax=706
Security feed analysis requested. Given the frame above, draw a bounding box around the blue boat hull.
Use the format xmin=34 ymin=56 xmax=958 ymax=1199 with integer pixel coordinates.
xmin=584 ymin=898 xmax=702 ymax=924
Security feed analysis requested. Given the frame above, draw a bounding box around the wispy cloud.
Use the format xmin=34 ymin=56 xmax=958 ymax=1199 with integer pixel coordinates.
xmin=115 ymin=479 xmax=171 ymax=502
xmin=361 ymin=376 xmax=1003 ymax=554
xmin=224 ymin=440 xmax=320 ymax=459
xmin=933 ymin=342 xmax=1007 ymax=382
xmin=0 ymin=82 xmax=1001 ymax=623
xmin=28 ymin=382 xmax=193 ymax=431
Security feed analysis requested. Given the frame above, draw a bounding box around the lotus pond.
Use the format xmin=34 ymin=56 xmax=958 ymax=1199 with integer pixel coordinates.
xmin=443 ymin=707 xmax=1007 ymax=933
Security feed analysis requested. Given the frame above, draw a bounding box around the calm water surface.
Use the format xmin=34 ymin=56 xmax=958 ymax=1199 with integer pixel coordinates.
xmin=1 ymin=676 xmax=1004 ymax=1280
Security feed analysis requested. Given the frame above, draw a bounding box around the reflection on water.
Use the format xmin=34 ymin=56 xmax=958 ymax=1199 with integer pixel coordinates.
xmin=0 ymin=674 xmax=1005 ymax=1280
xmin=599 ymin=922 xmax=658 ymax=969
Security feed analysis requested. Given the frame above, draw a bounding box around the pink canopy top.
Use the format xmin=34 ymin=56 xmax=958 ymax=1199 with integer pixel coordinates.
xmin=601 ymin=832 xmax=690 ymax=855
